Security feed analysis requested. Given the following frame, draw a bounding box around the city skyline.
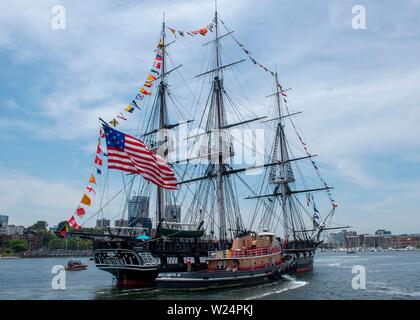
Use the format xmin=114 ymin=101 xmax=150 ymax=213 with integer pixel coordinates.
xmin=2 ymin=212 xmax=420 ymax=238
xmin=1 ymin=0 xmax=420 ymax=234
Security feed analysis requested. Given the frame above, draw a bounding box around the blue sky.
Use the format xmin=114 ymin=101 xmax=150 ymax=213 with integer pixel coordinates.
xmin=0 ymin=0 xmax=420 ymax=235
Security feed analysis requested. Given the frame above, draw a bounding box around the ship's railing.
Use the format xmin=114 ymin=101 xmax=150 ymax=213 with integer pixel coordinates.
xmin=208 ymin=247 xmax=280 ymax=259
xmin=161 ymin=222 xmax=198 ymax=231
xmin=108 ymin=226 xmax=147 ymax=237
xmin=138 ymin=252 xmax=158 ymax=266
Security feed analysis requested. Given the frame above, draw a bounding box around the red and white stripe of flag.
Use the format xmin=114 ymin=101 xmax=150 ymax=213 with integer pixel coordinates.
xmin=107 ymin=134 xmax=177 ymax=190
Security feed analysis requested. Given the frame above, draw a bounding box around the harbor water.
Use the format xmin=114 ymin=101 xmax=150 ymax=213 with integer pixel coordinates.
xmin=1 ymin=251 xmax=419 ymax=300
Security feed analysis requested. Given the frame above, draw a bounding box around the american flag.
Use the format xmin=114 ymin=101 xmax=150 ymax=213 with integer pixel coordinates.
xmin=103 ymin=125 xmax=177 ymax=190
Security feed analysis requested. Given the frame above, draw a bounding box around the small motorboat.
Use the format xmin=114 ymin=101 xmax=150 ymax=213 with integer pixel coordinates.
xmin=65 ymin=259 xmax=88 ymax=271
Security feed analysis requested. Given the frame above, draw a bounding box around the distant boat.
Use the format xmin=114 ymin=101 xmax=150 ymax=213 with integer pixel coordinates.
xmin=347 ymin=249 xmax=356 ymax=254
xmin=65 ymin=260 xmax=88 ymax=271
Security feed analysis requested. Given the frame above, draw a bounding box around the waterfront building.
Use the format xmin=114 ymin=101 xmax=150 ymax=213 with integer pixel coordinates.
xmin=327 ymin=232 xmax=344 ymax=247
xmin=323 ymin=229 xmax=420 ymax=249
xmin=128 ymin=196 xmax=149 ymax=226
xmin=0 ymin=226 xmax=7 ymax=235
xmin=0 ymin=214 xmax=9 ymax=227
xmin=6 ymin=225 xmax=25 ymax=236
xmin=164 ymin=205 xmax=181 ymax=222
xmin=327 ymin=230 xmax=357 ymax=247
xmin=363 ymin=234 xmax=383 ymax=247
xmin=24 ymin=233 xmax=43 ymax=251
xmin=96 ymin=219 xmax=111 ymax=228
xmin=114 ymin=219 xmax=129 ymax=227
xmin=343 ymin=232 xmax=419 ymax=249
xmin=136 ymin=217 xmax=153 ymax=232
xmin=383 ymin=235 xmax=420 ymax=249
xmin=375 ymin=229 xmax=392 ymax=236
xmin=345 ymin=235 xmax=364 ymax=248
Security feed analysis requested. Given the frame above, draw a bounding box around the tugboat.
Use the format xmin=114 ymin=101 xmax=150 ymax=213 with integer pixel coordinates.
xmin=155 ymin=232 xmax=294 ymax=290
xmin=65 ymin=259 xmax=88 ymax=271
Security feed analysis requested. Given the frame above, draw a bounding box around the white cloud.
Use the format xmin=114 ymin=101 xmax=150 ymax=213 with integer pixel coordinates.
xmin=0 ymin=168 xmax=81 ymax=226
xmin=0 ymin=0 xmax=252 ymax=141
xmin=1 ymin=0 xmax=420 ymax=233
xmin=0 ymin=166 xmax=127 ymax=227
xmin=334 ymin=158 xmax=378 ymax=189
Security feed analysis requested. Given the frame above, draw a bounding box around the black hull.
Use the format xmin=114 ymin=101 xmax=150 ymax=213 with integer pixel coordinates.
xmin=294 ymin=254 xmax=314 ymax=273
xmin=282 ymin=239 xmax=318 ymax=273
xmin=93 ymin=239 xmax=227 ymax=287
xmin=148 ymin=238 xmax=230 ymax=272
xmin=92 ymin=238 xmax=318 ymax=287
xmin=157 ymin=270 xmax=273 ymax=290
xmin=156 ymin=259 xmax=294 ymax=290
xmin=93 ymin=247 xmax=159 ymax=287
xmin=98 ymin=266 xmax=159 ymax=288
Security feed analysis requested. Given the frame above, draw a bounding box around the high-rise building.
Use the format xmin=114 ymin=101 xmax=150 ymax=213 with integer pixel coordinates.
xmin=114 ymin=219 xmax=129 ymax=228
xmin=0 ymin=214 xmax=9 ymax=227
xmin=327 ymin=230 xmax=357 ymax=248
xmin=137 ymin=217 xmax=153 ymax=231
xmin=165 ymin=205 xmax=181 ymax=223
xmin=96 ymin=219 xmax=110 ymax=228
xmin=128 ymin=196 xmax=149 ymax=226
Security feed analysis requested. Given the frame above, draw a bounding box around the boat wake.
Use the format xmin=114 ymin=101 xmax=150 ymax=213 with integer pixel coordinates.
xmin=368 ymin=281 xmax=420 ymax=298
xmin=327 ymin=263 xmax=341 ymax=267
xmin=245 ymin=275 xmax=308 ymax=300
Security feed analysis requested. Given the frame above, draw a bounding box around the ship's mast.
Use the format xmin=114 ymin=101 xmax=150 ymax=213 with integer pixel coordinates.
xmin=213 ymin=6 xmax=227 ymax=241
xmin=157 ymin=14 xmax=168 ymax=223
xmin=177 ymin=3 xmax=266 ymax=239
xmin=273 ymin=72 xmax=290 ymax=241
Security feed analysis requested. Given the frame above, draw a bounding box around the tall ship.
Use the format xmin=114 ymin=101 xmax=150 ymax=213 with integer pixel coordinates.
xmin=57 ymin=5 xmax=344 ymax=288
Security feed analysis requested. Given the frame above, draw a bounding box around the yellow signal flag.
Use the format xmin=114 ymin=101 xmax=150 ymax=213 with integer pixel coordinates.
xmin=80 ymin=194 xmax=92 ymax=206
xmin=125 ymin=105 xmax=135 ymax=113
xmin=168 ymin=27 xmax=177 ymax=38
xmin=147 ymin=75 xmax=157 ymax=82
